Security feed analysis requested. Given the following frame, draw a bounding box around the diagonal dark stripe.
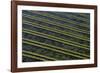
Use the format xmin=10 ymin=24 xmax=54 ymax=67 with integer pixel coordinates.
xmin=22 ymin=10 xmax=90 ymax=62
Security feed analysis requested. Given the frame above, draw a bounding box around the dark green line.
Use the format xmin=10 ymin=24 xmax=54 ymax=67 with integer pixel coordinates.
xmin=23 ymin=40 xmax=87 ymax=59
xmin=27 ymin=11 xmax=89 ymax=28
xmin=23 ymin=38 xmax=89 ymax=58
xmin=23 ymin=21 xmax=89 ymax=47
xmin=51 ymin=12 xmax=89 ymax=22
xmin=23 ymin=13 xmax=89 ymax=34
xmin=23 ymin=50 xmax=57 ymax=60
xmin=23 ymin=28 xmax=89 ymax=49
xmin=22 ymin=53 xmax=47 ymax=61
xmin=23 ymin=20 xmax=89 ymax=42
